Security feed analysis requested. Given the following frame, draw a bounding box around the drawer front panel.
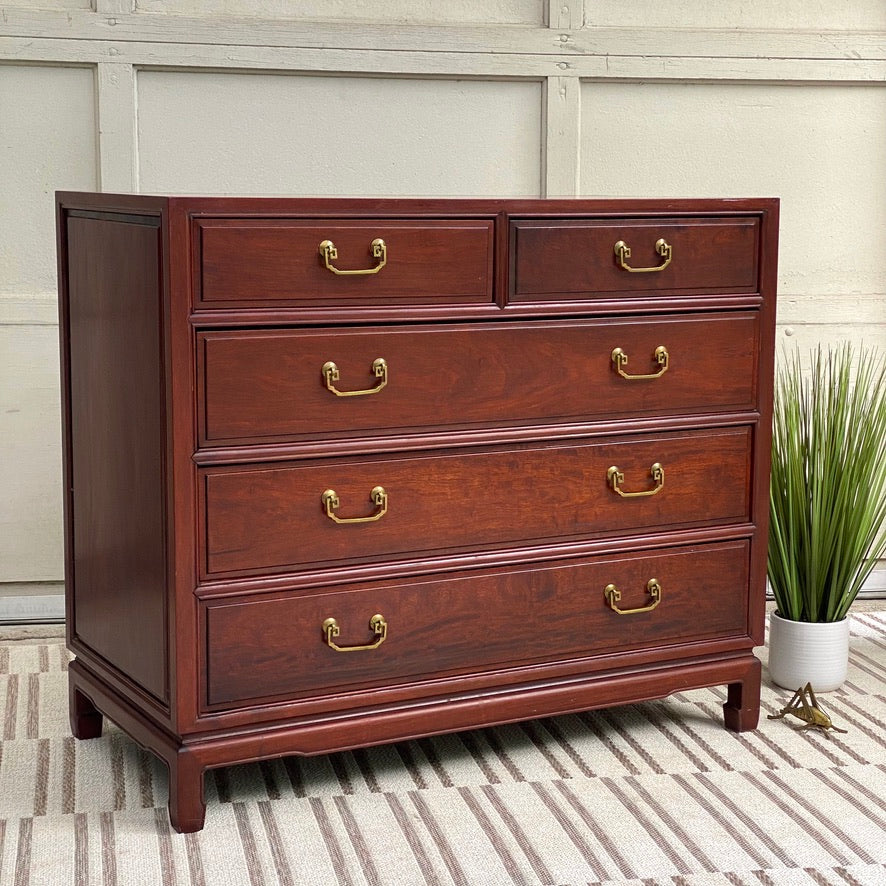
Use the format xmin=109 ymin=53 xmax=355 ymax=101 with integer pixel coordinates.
xmin=204 ymin=539 xmax=750 ymax=707
xmin=198 ymin=313 xmax=759 ymax=447
xmin=202 ymin=428 xmax=751 ymax=577
xmin=511 ymin=217 xmax=759 ymax=301
xmin=197 ymin=218 xmax=494 ymax=307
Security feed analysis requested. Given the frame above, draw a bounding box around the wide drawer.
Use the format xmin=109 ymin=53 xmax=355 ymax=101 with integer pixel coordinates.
xmin=203 ymin=539 xmax=750 ymax=708
xmin=197 ymin=312 xmax=759 ymax=447
xmin=201 ymin=427 xmax=751 ymax=578
xmin=196 ymin=218 xmax=494 ymax=308
xmin=511 ymin=217 xmax=759 ymax=301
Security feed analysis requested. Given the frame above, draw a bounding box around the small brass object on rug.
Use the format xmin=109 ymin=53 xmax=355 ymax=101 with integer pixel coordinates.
xmin=768 ymin=682 xmax=847 ymax=733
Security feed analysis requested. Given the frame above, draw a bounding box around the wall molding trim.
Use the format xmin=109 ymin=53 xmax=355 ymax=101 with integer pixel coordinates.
xmin=0 ymin=294 xmax=59 ymax=326
xmin=2 ymin=11 xmax=884 ymax=60
xmin=1 ymin=11 xmax=885 ymax=84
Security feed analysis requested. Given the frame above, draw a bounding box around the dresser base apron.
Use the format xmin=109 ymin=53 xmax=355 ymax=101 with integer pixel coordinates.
xmin=68 ymin=653 xmax=761 ymax=833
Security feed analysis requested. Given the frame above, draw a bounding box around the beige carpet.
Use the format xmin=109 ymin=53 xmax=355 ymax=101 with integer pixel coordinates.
xmin=0 ymin=614 xmax=884 ymax=886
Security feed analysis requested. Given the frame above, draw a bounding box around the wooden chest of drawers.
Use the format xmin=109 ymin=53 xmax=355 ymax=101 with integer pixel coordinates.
xmin=57 ymin=194 xmax=778 ymax=833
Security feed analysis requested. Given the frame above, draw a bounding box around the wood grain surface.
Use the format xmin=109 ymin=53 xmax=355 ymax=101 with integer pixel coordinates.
xmin=57 ymin=194 xmax=778 ymax=832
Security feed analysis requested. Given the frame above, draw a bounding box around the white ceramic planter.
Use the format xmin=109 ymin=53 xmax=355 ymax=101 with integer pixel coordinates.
xmin=768 ymin=611 xmax=849 ymax=692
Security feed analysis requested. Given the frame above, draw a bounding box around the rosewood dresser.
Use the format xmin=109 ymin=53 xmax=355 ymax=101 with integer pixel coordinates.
xmin=56 ymin=193 xmax=778 ymax=832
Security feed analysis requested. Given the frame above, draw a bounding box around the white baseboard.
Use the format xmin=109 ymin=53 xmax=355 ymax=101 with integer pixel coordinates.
xmin=0 ymin=595 xmax=65 ymax=624
xmin=765 ymin=567 xmax=886 ymax=601
xmin=858 ymin=568 xmax=886 ymax=598
xmin=1 ymin=568 xmax=883 ymax=625
xmin=0 ymin=583 xmax=65 ymax=624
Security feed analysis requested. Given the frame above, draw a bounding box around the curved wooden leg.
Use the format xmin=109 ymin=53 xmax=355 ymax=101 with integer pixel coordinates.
xmin=69 ymin=680 xmax=104 ymax=740
xmin=723 ymin=657 xmax=761 ymax=732
xmin=168 ymin=749 xmax=206 ymax=834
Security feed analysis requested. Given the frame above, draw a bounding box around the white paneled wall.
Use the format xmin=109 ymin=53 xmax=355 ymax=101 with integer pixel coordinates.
xmin=587 ymin=2 xmax=886 ymax=32
xmin=0 ymin=65 xmax=96 ymax=587
xmin=138 ymin=73 xmax=542 ymax=196
xmin=0 ymin=66 xmax=97 ymax=296
xmin=1 ymin=1 xmax=885 ymax=600
xmin=581 ymin=82 xmax=886 ymax=358
xmin=136 ymin=0 xmax=543 ymax=25
xmin=0 ymin=325 xmax=64 ymax=582
xmin=3 ymin=0 xmax=89 ymax=8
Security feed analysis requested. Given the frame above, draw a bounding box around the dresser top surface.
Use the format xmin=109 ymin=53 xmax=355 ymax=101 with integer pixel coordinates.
xmin=56 ymin=191 xmax=780 ymax=217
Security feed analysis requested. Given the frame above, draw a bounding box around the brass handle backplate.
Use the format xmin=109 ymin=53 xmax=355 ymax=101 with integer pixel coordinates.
xmin=322 ymin=614 xmax=388 ymax=652
xmin=611 ymin=346 xmax=669 ymax=380
xmin=323 ymin=357 xmax=388 ymax=397
xmin=614 ymin=238 xmax=672 ymax=273
xmin=319 ymin=238 xmax=387 ymax=275
xmin=607 ymin=463 xmax=664 ymax=498
xmin=604 ymin=579 xmax=662 ymax=615
xmin=322 ymin=486 xmax=388 ymax=524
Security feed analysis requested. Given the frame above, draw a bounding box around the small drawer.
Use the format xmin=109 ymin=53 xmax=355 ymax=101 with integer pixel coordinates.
xmin=510 ymin=216 xmax=759 ymax=302
xmin=197 ymin=312 xmax=759 ymax=448
xmin=203 ymin=539 xmax=750 ymax=708
xmin=200 ymin=427 xmax=751 ymax=578
xmin=196 ymin=218 xmax=494 ymax=308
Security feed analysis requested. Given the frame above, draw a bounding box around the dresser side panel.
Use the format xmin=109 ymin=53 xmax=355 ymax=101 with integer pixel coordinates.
xmin=64 ymin=214 xmax=168 ymax=704
xmin=748 ymin=201 xmax=780 ymax=645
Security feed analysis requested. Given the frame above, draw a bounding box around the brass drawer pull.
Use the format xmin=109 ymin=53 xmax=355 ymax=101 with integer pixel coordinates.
xmin=611 ymin=345 xmax=669 ymax=380
xmin=322 ymin=614 xmax=388 ymax=652
xmin=607 ymin=462 xmax=664 ymax=498
xmin=604 ymin=579 xmax=662 ymax=615
xmin=319 ymin=238 xmax=387 ymax=275
xmin=322 ymin=486 xmax=388 ymax=524
xmin=322 ymin=357 xmax=388 ymax=397
xmin=613 ymin=238 xmax=672 ymax=273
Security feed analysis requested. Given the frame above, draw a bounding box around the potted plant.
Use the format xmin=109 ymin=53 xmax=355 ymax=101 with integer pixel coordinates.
xmin=767 ymin=342 xmax=886 ymax=691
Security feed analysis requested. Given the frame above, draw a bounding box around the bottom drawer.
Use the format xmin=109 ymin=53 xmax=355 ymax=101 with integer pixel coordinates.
xmin=203 ymin=540 xmax=750 ymax=709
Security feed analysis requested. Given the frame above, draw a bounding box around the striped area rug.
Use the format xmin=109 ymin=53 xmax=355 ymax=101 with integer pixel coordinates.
xmin=1 ymin=614 xmax=884 ymax=886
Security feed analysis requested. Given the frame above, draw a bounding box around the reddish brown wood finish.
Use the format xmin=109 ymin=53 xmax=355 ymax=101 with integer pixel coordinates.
xmin=205 ymin=539 xmax=749 ymax=707
xmin=198 ymin=312 xmax=759 ymax=447
xmin=202 ymin=428 xmax=751 ymax=577
xmin=69 ymin=682 xmax=104 ymax=740
xmin=197 ymin=218 xmax=494 ymax=307
xmin=723 ymin=658 xmax=762 ymax=731
xmin=57 ymin=193 xmax=778 ymax=833
xmin=63 ymin=214 xmax=169 ymax=704
xmin=511 ymin=216 xmax=759 ymax=301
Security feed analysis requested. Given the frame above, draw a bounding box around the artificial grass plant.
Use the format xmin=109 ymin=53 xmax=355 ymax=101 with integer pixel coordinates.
xmin=768 ymin=343 xmax=886 ymax=622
